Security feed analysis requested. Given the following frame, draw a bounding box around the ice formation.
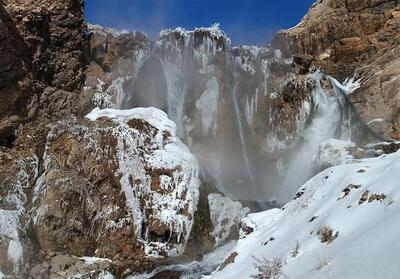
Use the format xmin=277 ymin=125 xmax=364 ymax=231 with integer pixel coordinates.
xmin=87 ymin=107 xmax=201 ymax=256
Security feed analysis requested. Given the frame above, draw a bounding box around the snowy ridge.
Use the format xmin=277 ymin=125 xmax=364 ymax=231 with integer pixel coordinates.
xmin=88 ymin=23 xmax=138 ymax=38
xmin=159 ymin=23 xmax=231 ymax=44
xmin=86 ymin=107 xmax=177 ymax=136
xmin=212 ymin=150 xmax=400 ymax=279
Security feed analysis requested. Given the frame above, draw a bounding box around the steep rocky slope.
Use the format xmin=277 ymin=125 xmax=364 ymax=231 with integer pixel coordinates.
xmin=0 ymin=0 xmax=89 ymax=136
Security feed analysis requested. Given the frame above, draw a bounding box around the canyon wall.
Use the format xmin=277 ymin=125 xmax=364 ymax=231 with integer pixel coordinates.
xmin=0 ymin=0 xmax=399 ymax=277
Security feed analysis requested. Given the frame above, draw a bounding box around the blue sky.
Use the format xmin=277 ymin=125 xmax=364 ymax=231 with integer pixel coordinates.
xmin=85 ymin=0 xmax=315 ymax=46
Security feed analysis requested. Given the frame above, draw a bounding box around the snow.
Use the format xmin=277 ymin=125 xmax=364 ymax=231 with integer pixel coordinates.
xmin=367 ymin=118 xmax=384 ymax=125
xmin=78 ymin=256 xmax=112 ymax=265
xmin=212 ymin=150 xmax=400 ymax=279
xmin=88 ymin=23 xmax=135 ymax=38
xmin=86 ymin=107 xmax=176 ymax=136
xmin=159 ymin=23 xmax=231 ymax=45
xmin=98 ymin=271 xmax=115 ymax=279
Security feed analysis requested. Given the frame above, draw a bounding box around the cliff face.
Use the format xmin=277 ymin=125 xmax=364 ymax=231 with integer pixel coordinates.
xmin=273 ymin=0 xmax=400 ymax=139
xmin=0 ymin=0 xmax=89 ymax=149
xmin=273 ymin=0 xmax=399 ymax=80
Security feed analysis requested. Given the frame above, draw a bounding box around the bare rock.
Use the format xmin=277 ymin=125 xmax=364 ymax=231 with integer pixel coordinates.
xmin=273 ymin=0 xmax=400 ymax=81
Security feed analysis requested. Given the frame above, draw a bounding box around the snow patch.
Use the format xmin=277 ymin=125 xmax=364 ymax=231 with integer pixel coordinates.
xmin=78 ymin=256 xmax=112 ymax=265
xmin=86 ymin=107 xmax=176 ymax=136
xmin=88 ymin=23 xmax=136 ymax=38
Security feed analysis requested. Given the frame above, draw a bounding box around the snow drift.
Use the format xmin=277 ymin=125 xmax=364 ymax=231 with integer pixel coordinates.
xmin=212 ymin=149 xmax=400 ymax=278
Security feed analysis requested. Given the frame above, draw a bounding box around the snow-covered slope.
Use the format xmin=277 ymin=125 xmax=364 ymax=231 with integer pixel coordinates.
xmin=212 ymin=150 xmax=400 ymax=279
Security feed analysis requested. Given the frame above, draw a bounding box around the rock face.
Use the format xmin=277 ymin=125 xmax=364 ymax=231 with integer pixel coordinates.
xmin=0 ymin=0 xmax=89 ymax=149
xmin=0 ymin=106 xmax=203 ymax=277
xmin=273 ymin=0 xmax=399 ymax=80
xmin=84 ymin=24 xmax=150 ymax=109
xmin=351 ymin=42 xmax=400 ymax=139
xmin=273 ymin=0 xmax=400 ymax=139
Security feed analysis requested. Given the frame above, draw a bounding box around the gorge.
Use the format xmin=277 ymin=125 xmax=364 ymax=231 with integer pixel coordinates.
xmin=0 ymin=0 xmax=400 ymax=278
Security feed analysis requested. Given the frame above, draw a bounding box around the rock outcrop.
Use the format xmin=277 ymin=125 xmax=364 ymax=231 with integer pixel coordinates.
xmin=30 ymin=108 xmax=200 ymax=276
xmin=273 ymin=0 xmax=399 ymax=80
xmin=0 ymin=0 xmax=92 ymax=276
xmin=84 ymin=24 xmax=150 ymax=110
xmin=0 ymin=0 xmax=88 ymax=128
xmin=0 ymin=106 xmax=204 ymax=277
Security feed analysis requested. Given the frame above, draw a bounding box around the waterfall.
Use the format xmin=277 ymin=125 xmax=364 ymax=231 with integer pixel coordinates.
xmin=232 ymin=80 xmax=257 ymax=191
xmin=278 ymin=73 xmax=343 ymax=201
xmin=276 ymin=72 xmax=381 ymax=201
xmin=113 ymin=25 xmax=378 ymax=203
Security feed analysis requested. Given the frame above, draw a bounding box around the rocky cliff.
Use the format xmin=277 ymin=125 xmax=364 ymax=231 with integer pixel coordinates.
xmin=0 ymin=0 xmax=88 ymax=134
xmin=273 ymin=0 xmax=400 ymax=139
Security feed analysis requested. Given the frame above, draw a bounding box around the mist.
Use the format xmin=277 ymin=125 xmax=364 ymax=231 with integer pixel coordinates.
xmin=116 ymin=25 xmax=379 ymax=204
